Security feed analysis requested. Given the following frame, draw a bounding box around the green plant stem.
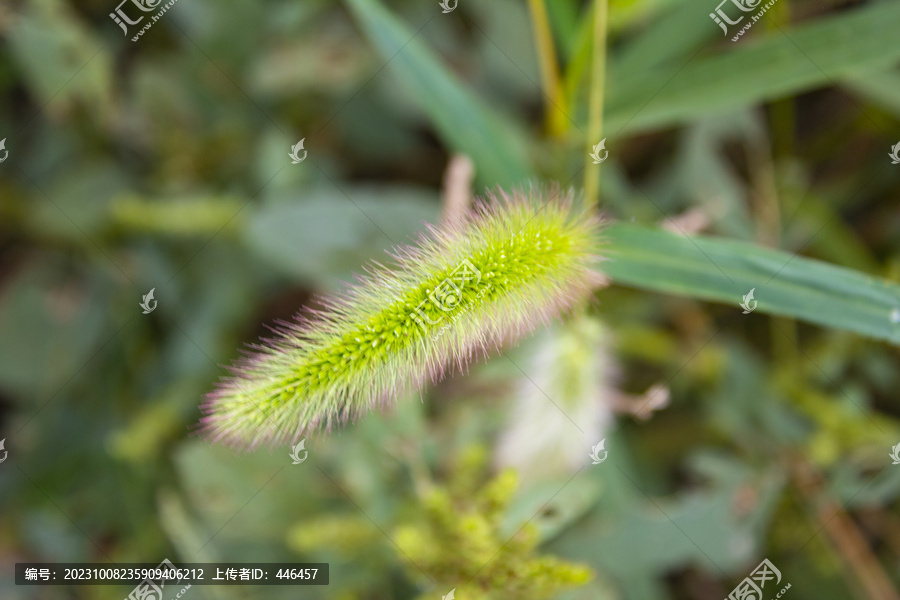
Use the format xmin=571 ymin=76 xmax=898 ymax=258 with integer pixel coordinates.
xmin=761 ymin=0 xmax=799 ymax=368
xmin=747 ymin=128 xmax=797 ymax=367
xmin=767 ymin=2 xmax=795 ymax=160
xmin=562 ymin=16 xmax=594 ymax=120
xmin=584 ymin=0 xmax=608 ymax=210
xmin=528 ymin=0 xmax=567 ymax=137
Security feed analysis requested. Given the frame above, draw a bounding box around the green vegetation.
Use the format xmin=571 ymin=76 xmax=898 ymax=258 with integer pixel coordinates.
xmin=1 ymin=0 xmax=899 ymax=599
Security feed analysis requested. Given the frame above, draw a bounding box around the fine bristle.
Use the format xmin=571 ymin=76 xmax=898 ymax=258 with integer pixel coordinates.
xmin=198 ymin=186 xmax=606 ymax=449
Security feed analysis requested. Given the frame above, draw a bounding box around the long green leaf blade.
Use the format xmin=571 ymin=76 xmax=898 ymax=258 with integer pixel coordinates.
xmin=605 ymin=223 xmax=900 ymax=345
xmin=345 ymin=0 xmax=532 ymax=187
xmin=608 ymin=1 xmax=900 ymax=133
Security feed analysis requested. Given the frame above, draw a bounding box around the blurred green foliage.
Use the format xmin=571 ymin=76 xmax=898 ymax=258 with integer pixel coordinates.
xmin=1 ymin=0 xmax=899 ymax=599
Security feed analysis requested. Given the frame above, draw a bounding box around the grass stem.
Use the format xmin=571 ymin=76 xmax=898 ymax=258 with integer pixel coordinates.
xmin=584 ymin=0 xmax=609 ymax=210
xmin=527 ymin=0 xmax=568 ymax=137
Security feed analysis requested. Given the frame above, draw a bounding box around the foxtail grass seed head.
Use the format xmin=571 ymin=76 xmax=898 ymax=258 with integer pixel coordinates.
xmin=200 ymin=187 xmax=606 ymax=448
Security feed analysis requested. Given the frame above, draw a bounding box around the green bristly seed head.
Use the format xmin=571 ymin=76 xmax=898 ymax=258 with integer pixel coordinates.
xmin=200 ymin=186 xmax=605 ymax=448
xmin=395 ymin=445 xmax=593 ymax=599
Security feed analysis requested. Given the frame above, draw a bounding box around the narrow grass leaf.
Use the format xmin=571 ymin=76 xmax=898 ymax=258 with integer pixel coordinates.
xmin=605 ymin=223 xmax=900 ymax=346
xmin=607 ymin=1 xmax=900 ymax=133
xmin=345 ymin=0 xmax=532 ymax=187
